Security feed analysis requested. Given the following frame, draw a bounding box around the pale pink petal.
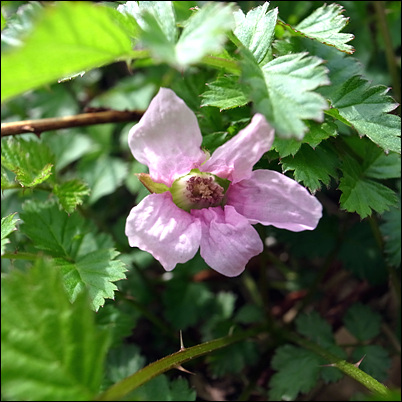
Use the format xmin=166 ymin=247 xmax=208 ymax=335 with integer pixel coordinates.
xmin=191 ymin=206 xmax=263 ymax=277
xmin=226 ymin=170 xmax=322 ymax=231
xmin=125 ymin=192 xmax=202 ymax=271
xmin=128 ymin=88 xmax=206 ymax=186
xmin=201 ymin=114 xmax=274 ymax=183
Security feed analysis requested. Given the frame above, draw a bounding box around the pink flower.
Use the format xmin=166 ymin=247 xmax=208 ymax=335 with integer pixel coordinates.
xmin=125 ymin=88 xmax=322 ymax=277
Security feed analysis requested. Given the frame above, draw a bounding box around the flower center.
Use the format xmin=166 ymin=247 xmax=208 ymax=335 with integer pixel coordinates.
xmin=170 ymin=169 xmax=230 ymax=212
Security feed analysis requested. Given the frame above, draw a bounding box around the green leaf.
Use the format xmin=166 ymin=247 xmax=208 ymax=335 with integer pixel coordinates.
xmin=380 ymin=193 xmax=401 ymax=268
xmin=294 ymin=3 xmax=354 ymax=54
xmin=1 ymin=137 xmax=54 ymax=187
xmin=339 ymin=155 xmax=398 ymax=218
xmin=53 ymin=179 xmax=90 ymax=214
xmin=281 ymin=143 xmax=339 ymax=191
xmin=1 ymin=1 xmax=134 ymax=102
xmin=330 ymin=76 xmax=401 ymax=154
xmin=19 ymin=201 xmax=127 ymax=310
xmin=273 ymin=119 xmax=338 ymax=157
xmin=233 ymin=2 xmax=278 ymax=63
xmin=295 ymin=312 xmax=334 ymax=346
xmin=175 ymin=2 xmax=235 ymax=67
xmin=344 ymin=303 xmax=382 ymax=342
xmin=129 ymin=375 xmax=196 ymax=402
xmin=1 ymin=257 xmax=111 ymax=401
xmin=269 ymin=344 xmax=321 ymax=400
xmin=78 ymin=155 xmax=127 ymax=205
xmin=1 ymin=212 xmax=18 ymax=255
xmin=351 ymin=345 xmax=391 ymax=382
xmin=241 ymin=48 xmax=330 ymax=139
xmin=200 ymin=75 xmax=249 ymax=110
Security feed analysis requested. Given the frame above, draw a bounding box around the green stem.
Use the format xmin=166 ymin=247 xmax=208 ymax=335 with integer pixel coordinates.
xmin=1 ymin=252 xmax=39 ymax=260
xmin=285 ymin=331 xmax=389 ymax=396
xmin=94 ymin=325 xmax=264 ymax=401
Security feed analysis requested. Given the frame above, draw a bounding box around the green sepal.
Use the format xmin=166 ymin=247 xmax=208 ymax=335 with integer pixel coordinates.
xmin=136 ymin=173 xmax=169 ymax=194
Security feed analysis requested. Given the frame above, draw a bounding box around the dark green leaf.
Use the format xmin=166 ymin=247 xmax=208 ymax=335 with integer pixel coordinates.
xmin=269 ymin=344 xmax=321 ymax=400
xmin=351 ymin=345 xmax=391 ymax=382
xmin=281 ymin=143 xmax=339 ymax=191
xmin=344 ymin=303 xmax=382 ymax=341
xmin=339 ymin=155 xmax=398 ymax=218
xmin=1 ymin=257 xmax=111 ymax=401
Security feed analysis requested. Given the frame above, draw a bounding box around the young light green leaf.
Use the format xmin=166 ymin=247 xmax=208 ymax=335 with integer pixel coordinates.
xmin=1 ymin=1 xmax=134 ymax=102
xmin=344 ymin=303 xmax=382 ymax=342
xmin=294 ymin=3 xmax=354 ymax=54
xmin=175 ymin=2 xmax=235 ymax=67
xmin=119 ymin=1 xmax=177 ymax=65
xmin=233 ymin=2 xmax=278 ymax=63
xmin=339 ymin=155 xmax=398 ymax=218
xmin=281 ymin=143 xmax=339 ymax=191
xmin=19 ymin=200 xmax=127 ymax=310
xmin=200 ymin=75 xmax=248 ymax=110
xmin=53 ymin=179 xmax=90 ymax=214
xmin=1 ymin=137 xmax=55 ymax=187
xmin=1 ymin=212 xmax=18 ymax=255
xmin=241 ymin=48 xmax=330 ymax=139
xmin=330 ymin=76 xmax=401 ymax=154
xmin=1 ymin=257 xmax=111 ymax=401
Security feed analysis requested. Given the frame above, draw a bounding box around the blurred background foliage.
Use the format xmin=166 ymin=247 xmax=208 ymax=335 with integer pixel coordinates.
xmin=1 ymin=1 xmax=401 ymax=401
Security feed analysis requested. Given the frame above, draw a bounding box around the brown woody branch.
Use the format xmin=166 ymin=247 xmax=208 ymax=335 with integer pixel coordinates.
xmin=1 ymin=109 xmax=144 ymax=137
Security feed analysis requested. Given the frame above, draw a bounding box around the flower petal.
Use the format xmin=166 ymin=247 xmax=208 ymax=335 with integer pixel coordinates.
xmin=125 ymin=192 xmax=202 ymax=271
xmin=201 ymin=114 xmax=274 ymax=183
xmin=227 ymin=170 xmax=322 ymax=231
xmin=191 ymin=206 xmax=263 ymax=277
xmin=128 ymin=88 xmax=206 ymax=186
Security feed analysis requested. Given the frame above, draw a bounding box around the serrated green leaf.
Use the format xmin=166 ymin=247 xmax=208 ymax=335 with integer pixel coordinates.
xmin=1 ymin=212 xmax=18 ymax=255
xmin=281 ymin=143 xmax=339 ymax=191
xmin=339 ymin=155 xmax=398 ymax=218
xmin=19 ymin=200 xmax=127 ymax=310
xmin=200 ymin=75 xmax=248 ymax=110
xmin=53 ymin=179 xmax=90 ymax=214
xmin=1 ymin=137 xmax=55 ymax=187
xmin=344 ymin=303 xmax=382 ymax=341
xmin=1 ymin=257 xmax=111 ymax=401
xmin=294 ymin=3 xmax=354 ymax=54
xmin=351 ymin=345 xmax=391 ymax=382
xmin=233 ymin=2 xmax=278 ymax=63
xmin=241 ymin=48 xmax=330 ymax=139
xmin=273 ymin=119 xmax=338 ymax=157
xmin=330 ymin=76 xmax=401 ymax=154
xmin=1 ymin=1 xmax=134 ymax=102
xmin=269 ymin=344 xmax=321 ymax=400
xmin=380 ymin=193 xmax=401 ymax=268
xmin=296 ymin=312 xmax=334 ymax=346
xmin=78 ymin=155 xmax=127 ymax=205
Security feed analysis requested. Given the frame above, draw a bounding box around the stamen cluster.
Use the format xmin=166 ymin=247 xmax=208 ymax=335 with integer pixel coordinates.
xmin=186 ymin=175 xmax=224 ymax=209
